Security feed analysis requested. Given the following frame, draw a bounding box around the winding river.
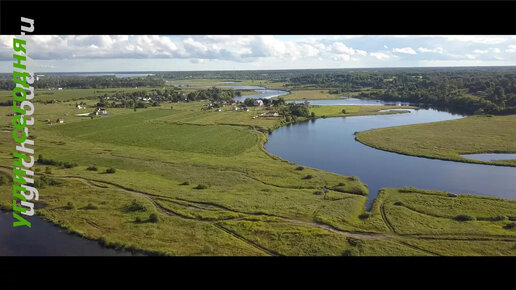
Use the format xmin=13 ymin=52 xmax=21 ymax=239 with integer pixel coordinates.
xmin=263 ymin=95 xmax=516 ymax=208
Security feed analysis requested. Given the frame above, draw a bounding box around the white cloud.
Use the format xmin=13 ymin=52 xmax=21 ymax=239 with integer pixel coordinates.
xmin=418 ymin=47 xmax=444 ymax=54
xmin=506 ymin=45 xmax=516 ymax=53
xmin=370 ymin=52 xmax=392 ymax=60
xmin=392 ymin=47 xmax=417 ymax=55
xmin=442 ymin=35 xmax=508 ymax=44
xmin=473 ymin=49 xmax=488 ymax=54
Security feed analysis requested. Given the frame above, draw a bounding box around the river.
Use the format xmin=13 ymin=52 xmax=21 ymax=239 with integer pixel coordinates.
xmin=263 ymin=95 xmax=516 ymax=208
xmin=0 ymin=211 xmax=134 ymax=256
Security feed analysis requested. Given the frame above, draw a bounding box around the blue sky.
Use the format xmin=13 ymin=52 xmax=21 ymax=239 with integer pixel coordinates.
xmin=2 ymin=35 xmax=516 ymax=72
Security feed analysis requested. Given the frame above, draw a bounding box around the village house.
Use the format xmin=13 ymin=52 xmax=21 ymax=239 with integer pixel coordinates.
xmin=232 ymin=106 xmax=239 ymax=111
xmin=215 ymin=108 xmax=222 ymax=112
xmin=243 ymin=107 xmax=249 ymax=112
xmin=56 ymin=118 xmax=64 ymax=123
xmin=254 ymin=99 xmax=264 ymax=106
xmin=304 ymin=100 xmax=311 ymax=107
xmin=265 ymin=111 xmax=280 ymax=117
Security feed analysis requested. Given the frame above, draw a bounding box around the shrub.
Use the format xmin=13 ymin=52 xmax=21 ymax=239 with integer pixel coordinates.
xmin=65 ymin=202 xmax=75 ymax=210
xmin=45 ymin=167 xmax=52 ymax=174
xmin=85 ymin=203 xmax=98 ymax=210
xmin=509 ymin=217 xmax=516 ymax=221
xmin=135 ymin=217 xmax=142 ymax=223
xmin=310 ymin=112 xmax=316 ymax=118
xmin=302 ymin=175 xmax=313 ymax=180
xmin=180 ymin=181 xmax=190 ymax=185
xmin=341 ymin=109 xmax=347 ymax=114
xmin=337 ymin=182 xmax=345 ymax=186
xmin=394 ymin=201 xmax=404 ymax=206
xmin=149 ymin=213 xmax=159 ymax=223
xmin=321 ymin=115 xmax=327 ymax=119
xmin=295 ymin=166 xmax=304 ymax=171
xmin=504 ymin=222 xmax=516 ymax=230
xmin=87 ymin=166 xmax=98 ymax=171
xmin=313 ymin=190 xmax=323 ymax=195
xmin=0 ymin=175 xmax=8 ymax=186
xmin=454 ymin=215 xmax=475 ymax=222
xmin=358 ymin=213 xmax=370 ymax=220
xmin=342 ymin=250 xmax=353 ymax=256
xmin=347 ymin=237 xmax=363 ymax=247
xmin=124 ymin=200 xmax=146 ymax=212
xmin=105 ymin=168 xmax=116 ymax=174
xmin=267 ymin=128 xmax=272 ymax=135
xmin=194 ymin=184 xmax=208 ymax=190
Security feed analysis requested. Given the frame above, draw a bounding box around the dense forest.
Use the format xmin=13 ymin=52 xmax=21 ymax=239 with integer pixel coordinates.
xmin=287 ymin=68 xmax=516 ymax=115
xmin=0 ymin=75 xmax=166 ymax=90
xmin=2 ymin=67 xmax=516 ymax=115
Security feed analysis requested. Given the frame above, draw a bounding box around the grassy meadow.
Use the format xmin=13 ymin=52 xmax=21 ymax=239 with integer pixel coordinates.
xmin=1 ymin=86 xmax=515 ymax=256
xmin=355 ymin=114 xmax=516 ymax=166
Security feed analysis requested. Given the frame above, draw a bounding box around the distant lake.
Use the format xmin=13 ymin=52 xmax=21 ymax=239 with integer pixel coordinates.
xmin=265 ymin=100 xmax=516 ymax=208
xmin=289 ymin=97 xmax=416 ymax=106
xmin=462 ymin=153 xmax=516 ymax=162
xmin=221 ymin=86 xmax=289 ymax=102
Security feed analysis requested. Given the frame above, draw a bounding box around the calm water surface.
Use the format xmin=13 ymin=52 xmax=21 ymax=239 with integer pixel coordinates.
xmin=462 ymin=153 xmax=516 ymax=162
xmin=265 ymin=101 xmax=516 ymax=208
xmin=0 ymin=211 xmax=135 ymax=256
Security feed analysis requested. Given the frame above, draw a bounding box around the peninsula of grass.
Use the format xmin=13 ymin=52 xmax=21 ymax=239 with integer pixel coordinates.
xmin=355 ymin=114 xmax=516 ymax=167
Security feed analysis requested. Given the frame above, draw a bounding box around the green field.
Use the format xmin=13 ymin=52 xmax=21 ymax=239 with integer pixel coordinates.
xmin=356 ymin=114 xmax=516 ymax=166
xmin=1 ymin=86 xmax=516 ymax=256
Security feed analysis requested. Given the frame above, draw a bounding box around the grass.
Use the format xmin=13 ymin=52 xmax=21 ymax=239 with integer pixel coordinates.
xmin=1 ymin=85 xmax=515 ymax=256
xmin=355 ymin=114 xmax=516 ymax=166
xmin=280 ymin=89 xmax=338 ymax=100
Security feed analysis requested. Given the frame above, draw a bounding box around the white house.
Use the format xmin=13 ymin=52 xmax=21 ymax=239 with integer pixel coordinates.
xmin=215 ymin=108 xmax=222 ymax=112
xmin=303 ymin=100 xmax=311 ymax=107
xmin=253 ymin=99 xmax=264 ymax=106
xmin=232 ymin=106 xmax=239 ymax=111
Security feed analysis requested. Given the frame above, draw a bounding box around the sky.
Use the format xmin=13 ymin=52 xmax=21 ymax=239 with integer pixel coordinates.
xmin=2 ymin=35 xmax=516 ymax=73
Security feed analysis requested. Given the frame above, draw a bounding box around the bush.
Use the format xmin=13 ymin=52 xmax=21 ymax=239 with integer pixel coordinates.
xmin=341 ymin=109 xmax=347 ymax=114
xmin=313 ymin=190 xmax=323 ymax=195
xmin=310 ymin=112 xmax=316 ymax=118
xmin=509 ymin=217 xmax=516 ymax=221
xmin=149 ymin=213 xmax=159 ymax=223
xmin=302 ymin=175 xmax=313 ymax=180
xmin=342 ymin=250 xmax=353 ymax=256
xmin=394 ymin=201 xmax=404 ymax=206
xmin=454 ymin=215 xmax=475 ymax=222
xmin=87 ymin=166 xmax=98 ymax=171
xmin=337 ymin=182 xmax=345 ymax=186
xmin=0 ymin=175 xmax=9 ymax=186
xmin=85 ymin=203 xmax=98 ymax=210
xmin=504 ymin=222 xmax=516 ymax=230
xmin=347 ymin=237 xmax=363 ymax=247
xmin=358 ymin=213 xmax=370 ymax=220
xmin=65 ymin=202 xmax=75 ymax=210
xmin=45 ymin=167 xmax=52 ymax=174
xmin=295 ymin=166 xmax=304 ymax=171
xmin=194 ymin=184 xmax=208 ymax=190
xmin=124 ymin=200 xmax=146 ymax=212
xmin=180 ymin=181 xmax=190 ymax=185
xmin=105 ymin=168 xmax=116 ymax=174
xmin=135 ymin=217 xmax=142 ymax=223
